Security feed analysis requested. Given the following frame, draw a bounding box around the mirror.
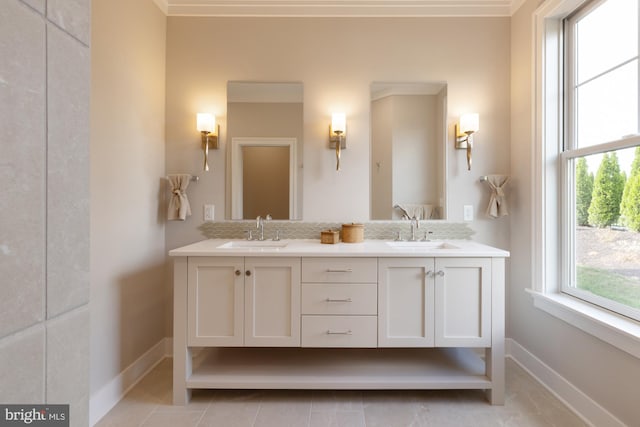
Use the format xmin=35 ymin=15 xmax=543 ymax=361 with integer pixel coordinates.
xmin=370 ymin=82 xmax=447 ymax=220
xmin=227 ymin=82 xmax=303 ymax=220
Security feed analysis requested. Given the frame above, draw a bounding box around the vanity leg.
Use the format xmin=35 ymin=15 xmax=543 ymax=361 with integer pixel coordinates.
xmin=486 ymin=257 xmax=505 ymax=405
xmin=173 ymin=257 xmax=192 ymax=405
xmin=486 ymin=345 xmax=505 ymax=404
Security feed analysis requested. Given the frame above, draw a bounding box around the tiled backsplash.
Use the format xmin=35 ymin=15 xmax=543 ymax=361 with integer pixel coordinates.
xmin=198 ymin=220 xmax=474 ymax=241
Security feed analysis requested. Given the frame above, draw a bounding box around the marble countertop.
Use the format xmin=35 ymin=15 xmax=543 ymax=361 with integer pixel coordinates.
xmin=169 ymin=239 xmax=510 ymax=258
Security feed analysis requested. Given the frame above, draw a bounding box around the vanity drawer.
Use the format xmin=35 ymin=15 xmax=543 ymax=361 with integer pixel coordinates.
xmin=301 ymin=315 xmax=377 ymax=347
xmin=301 ymin=283 xmax=377 ymax=315
xmin=302 ymin=258 xmax=377 ymax=283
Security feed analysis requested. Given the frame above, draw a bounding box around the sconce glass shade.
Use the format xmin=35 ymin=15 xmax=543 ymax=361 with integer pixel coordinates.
xmin=331 ymin=113 xmax=346 ymax=134
xmin=197 ymin=113 xmax=215 ymax=133
xmin=460 ymin=113 xmax=479 ymax=134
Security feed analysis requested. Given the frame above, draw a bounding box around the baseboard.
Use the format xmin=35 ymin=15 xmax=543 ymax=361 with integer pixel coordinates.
xmin=506 ymin=338 xmax=625 ymax=427
xmin=89 ymin=338 xmax=169 ymax=426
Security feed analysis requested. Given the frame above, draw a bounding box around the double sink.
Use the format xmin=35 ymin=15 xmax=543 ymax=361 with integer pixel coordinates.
xmin=216 ymin=240 xmax=459 ymax=250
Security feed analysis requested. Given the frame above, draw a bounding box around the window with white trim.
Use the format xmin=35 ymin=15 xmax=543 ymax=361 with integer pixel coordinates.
xmin=562 ymin=0 xmax=640 ymax=321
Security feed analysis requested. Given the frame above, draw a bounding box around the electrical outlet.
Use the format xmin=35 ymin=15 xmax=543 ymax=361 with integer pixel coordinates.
xmin=463 ymin=205 xmax=474 ymax=221
xmin=204 ymin=204 xmax=215 ymax=221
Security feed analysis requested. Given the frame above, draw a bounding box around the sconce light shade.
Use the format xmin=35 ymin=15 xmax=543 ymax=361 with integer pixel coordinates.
xmin=331 ymin=113 xmax=346 ymax=134
xmin=459 ymin=113 xmax=479 ymax=134
xmin=455 ymin=113 xmax=479 ymax=171
xmin=197 ymin=112 xmax=219 ymax=171
xmin=197 ymin=113 xmax=215 ymax=133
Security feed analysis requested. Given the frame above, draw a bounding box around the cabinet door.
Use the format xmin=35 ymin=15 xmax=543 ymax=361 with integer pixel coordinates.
xmin=188 ymin=257 xmax=244 ymax=346
xmin=244 ymin=257 xmax=301 ymax=347
xmin=378 ymin=258 xmax=435 ymax=347
xmin=434 ymin=258 xmax=491 ymax=347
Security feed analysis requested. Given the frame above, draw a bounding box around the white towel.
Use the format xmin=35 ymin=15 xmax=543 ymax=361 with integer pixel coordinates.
xmin=167 ymin=174 xmax=192 ymax=221
xmin=483 ymin=175 xmax=510 ymax=218
xmin=397 ymin=204 xmax=434 ymax=220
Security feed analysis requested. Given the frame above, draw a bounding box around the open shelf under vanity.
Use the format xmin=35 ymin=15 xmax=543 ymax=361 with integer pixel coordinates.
xmin=187 ymin=347 xmax=492 ymax=391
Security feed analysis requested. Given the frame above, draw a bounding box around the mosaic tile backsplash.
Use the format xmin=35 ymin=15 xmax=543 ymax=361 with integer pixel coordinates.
xmin=198 ymin=220 xmax=474 ymax=241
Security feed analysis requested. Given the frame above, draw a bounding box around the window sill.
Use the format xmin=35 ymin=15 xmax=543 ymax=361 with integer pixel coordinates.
xmin=528 ymin=290 xmax=640 ymax=360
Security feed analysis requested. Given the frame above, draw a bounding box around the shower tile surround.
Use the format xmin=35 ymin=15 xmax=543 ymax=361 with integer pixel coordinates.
xmin=198 ymin=220 xmax=475 ymax=241
xmin=0 ymin=1 xmax=91 ymax=426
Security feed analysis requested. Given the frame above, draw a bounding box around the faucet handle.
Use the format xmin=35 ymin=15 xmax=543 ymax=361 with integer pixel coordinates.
xmin=245 ymin=230 xmax=254 ymax=241
xmin=394 ymin=231 xmax=403 ymax=241
xmin=422 ymin=231 xmax=433 ymax=242
xmin=272 ymin=230 xmax=281 ymax=241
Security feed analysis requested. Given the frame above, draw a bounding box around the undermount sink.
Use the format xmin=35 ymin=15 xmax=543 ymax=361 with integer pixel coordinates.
xmin=386 ymin=241 xmax=459 ymax=250
xmin=217 ymin=240 xmax=288 ymax=249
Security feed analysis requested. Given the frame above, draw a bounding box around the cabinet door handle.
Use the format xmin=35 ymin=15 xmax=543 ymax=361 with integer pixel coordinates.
xmin=325 ymin=298 xmax=352 ymax=303
xmin=325 ymin=268 xmax=353 ymax=273
xmin=235 ymin=270 xmax=242 ymax=276
xmin=326 ymin=329 xmax=353 ymax=335
xmin=245 ymin=270 xmax=252 ymax=277
xmin=437 ymin=270 xmax=445 ymax=277
xmin=426 ymin=270 xmax=434 ymax=278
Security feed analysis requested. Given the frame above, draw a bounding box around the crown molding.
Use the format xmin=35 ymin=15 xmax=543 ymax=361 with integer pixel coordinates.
xmin=164 ymin=1 xmax=515 ymax=17
xmin=153 ymin=0 xmax=169 ymax=15
xmin=510 ymin=0 xmax=527 ymax=15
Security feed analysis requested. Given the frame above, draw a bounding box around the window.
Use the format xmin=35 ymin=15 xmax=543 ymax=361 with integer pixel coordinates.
xmin=562 ymin=0 xmax=640 ymax=320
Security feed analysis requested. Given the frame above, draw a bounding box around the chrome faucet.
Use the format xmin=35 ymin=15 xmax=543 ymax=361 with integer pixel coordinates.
xmin=409 ymin=216 xmax=420 ymax=241
xmin=256 ymin=214 xmax=272 ymax=241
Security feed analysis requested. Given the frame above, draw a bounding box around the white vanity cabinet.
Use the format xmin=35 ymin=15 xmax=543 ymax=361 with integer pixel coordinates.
xmin=186 ymin=256 xmax=301 ymax=347
xmin=301 ymin=257 xmax=377 ymax=347
xmin=188 ymin=257 xmax=244 ymax=346
xmin=378 ymin=258 xmax=435 ymax=347
xmin=244 ymin=257 xmax=301 ymax=346
xmin=378 ymin=257 xmax=491 ymax=348
xmin=171 ymin=240 xmax=507 ymax=407
xmin=434 ymin=257 xmax=491 ymax=347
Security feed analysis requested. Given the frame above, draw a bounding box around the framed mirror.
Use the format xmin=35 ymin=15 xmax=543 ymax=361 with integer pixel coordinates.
xmin=370 ymin=82 xmax=448 ymax=220
xmin=226 ymin=81 xmax=303 ymax=220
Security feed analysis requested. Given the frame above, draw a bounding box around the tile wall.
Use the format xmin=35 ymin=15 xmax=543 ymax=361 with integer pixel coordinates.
xmin=198 ymin=220 xmax=475 ymax=241
xmin=0 ymin=1 xmax=90 ymax=426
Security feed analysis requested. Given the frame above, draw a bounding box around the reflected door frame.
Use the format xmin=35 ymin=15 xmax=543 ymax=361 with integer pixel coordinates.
xmin=231 ymin=137 xmax=297 ymax=220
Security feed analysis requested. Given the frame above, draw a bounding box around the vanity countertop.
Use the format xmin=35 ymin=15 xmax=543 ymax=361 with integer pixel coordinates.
xmin=169 ymin=239 xmax=510 ymax=258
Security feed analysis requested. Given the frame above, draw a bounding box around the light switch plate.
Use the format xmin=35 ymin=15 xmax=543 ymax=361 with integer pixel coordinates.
xmin=463 ymin=205 xmax=474 ymax=221
xmin=204 ymin=204 xmax=215 ymax=221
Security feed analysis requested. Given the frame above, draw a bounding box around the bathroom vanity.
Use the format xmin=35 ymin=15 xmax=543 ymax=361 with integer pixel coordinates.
xmin=169 ymin=239 xmax=509 ymax=405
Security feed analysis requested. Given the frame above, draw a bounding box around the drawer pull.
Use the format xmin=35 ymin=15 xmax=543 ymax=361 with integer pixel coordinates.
xmin=437 ymin=270 xmax=445 ymax=277
xmin=325 ymin=297 xmax=353 ymax=303
xmin=326 ymin=329 xmax=353 ymax=335
xmin=326 ymin=268 xmax=353 ymax=273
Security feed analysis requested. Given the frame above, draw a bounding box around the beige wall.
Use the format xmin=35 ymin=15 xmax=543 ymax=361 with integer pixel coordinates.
xmin=391 ymin=94 xmax=439 ymax=212
xmin=371 ymin=94 xmax=441 ymax=219
xmin=0 ymin=1 xmax=91 ymax=426
xmin=510 ymin=0 xmax=640 ymax=425
xmin=90 ymin=0 xmax=167 ymax=412
xmin=227 ymin=101 xmax=303 ymax=219
xmin=165 ymin=16 xmax=512 ymax=251
xmin=371 ymin=97 xmax=394 ymax=218
xmin=242 ymin=146 xmax=290 ymax=220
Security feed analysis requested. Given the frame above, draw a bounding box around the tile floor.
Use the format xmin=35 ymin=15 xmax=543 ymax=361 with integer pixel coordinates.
xmin=95 ymin=358 xmax=588 ymax=427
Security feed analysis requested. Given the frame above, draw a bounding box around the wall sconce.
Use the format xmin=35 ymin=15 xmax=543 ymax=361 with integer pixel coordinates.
xmin=196 ymin=113 xmax=219 ymax=171
xmin=455 ymin=113 xmax=479 ymax=171
xmin=329 ymin=113 xmax=346 ymax=171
